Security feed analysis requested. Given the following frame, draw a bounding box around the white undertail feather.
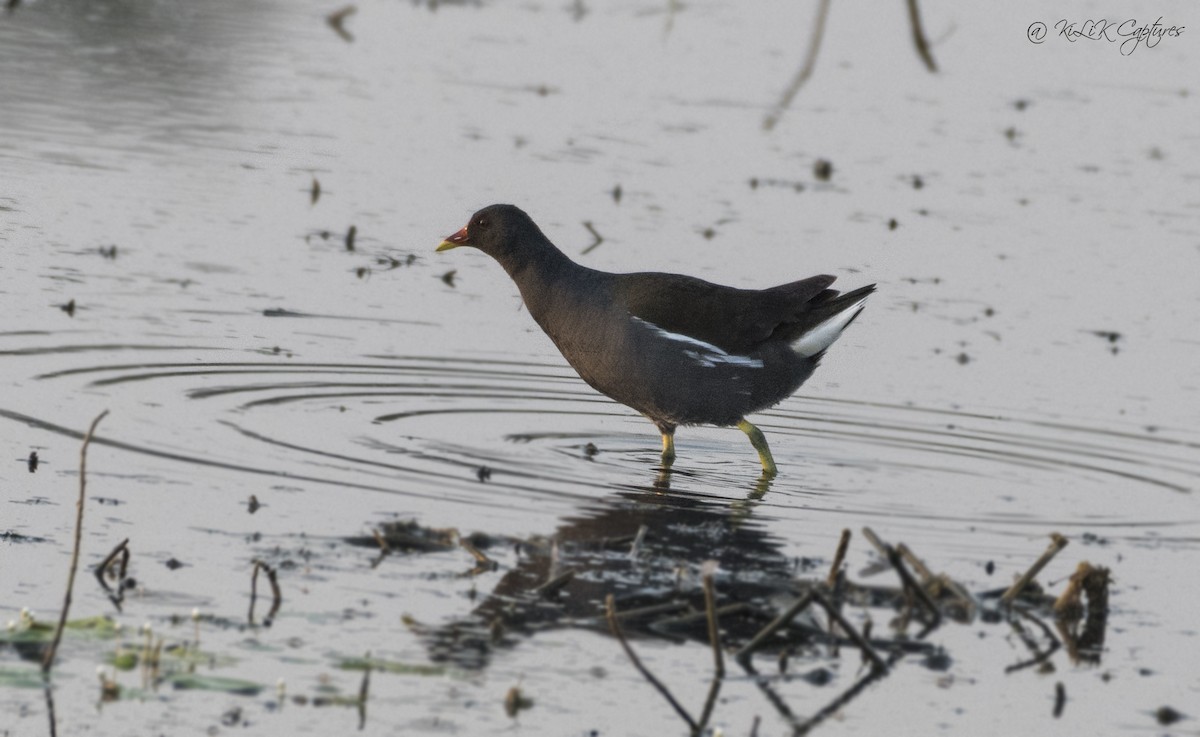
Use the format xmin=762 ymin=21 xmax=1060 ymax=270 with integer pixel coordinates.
xmin=791 ymin=297 xmax=869 ymax=358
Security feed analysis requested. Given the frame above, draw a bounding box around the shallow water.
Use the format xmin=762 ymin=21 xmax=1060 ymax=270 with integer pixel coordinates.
xmin=2 ymin=0 xmax=1199 ymax=735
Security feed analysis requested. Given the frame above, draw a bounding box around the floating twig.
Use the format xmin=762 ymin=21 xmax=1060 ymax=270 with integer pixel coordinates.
xmin=326 ymin=4 xmax=356 ymax=42
xmin=93 ymin=537 xmax=131 ymax=610
xmin=793 ymin=667 xmax=887 ymax=737
xmin=811 ymin=590 xmax=887 ymax=673
xmin=1001 ymin=533 xmax=1068 ymax=605
xmin=533 ymin=569 xmax=575 ymax=598
xmin=249 ymin=560 xmax=282 ymax=625
xmin=905 ymin=0 xmax=938 ymax=71
xmin=629 ymin=524 xmax=648 ymax=559
xmin=581 ymin=222 xmax=605 ymax=255
xmin=1004 ymin=608 xmax=1061 ymax=673
xmin=762 ymin=0 xmax=830 ymax=130
xmin=1052 ymin=561 xmax=1110 ymax=618
xmin=606 ymin=594 xmax=698 ymax=732
xmin=459 ymin=533 xmax=497 ymax=573
xmin=826 ymin=529 xmax=851 ymax=588
xmin=369 ymin=528 xmax=391 ymax=569
xmin=885 ymin=545 xmax=942 ymax=629
xmin=42 ymin=410 xmax=108 ymax=675
xmin=696 ymin=561 xmax=725 ymax=734
xmin=358 ymin=651 xmax=371 ymax=729
xmin=701 ymin=562 xmax=725 ymax=678
xmin=735 ymin=591 xmax=815 ymax=670
xmin=861 ymin=528 xmax=941 ymax=628
xmin=592 ymin=600 xmax=689 ymax=624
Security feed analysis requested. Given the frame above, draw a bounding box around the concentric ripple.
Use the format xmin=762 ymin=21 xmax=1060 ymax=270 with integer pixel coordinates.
xmin=3 ymin=348 xmax=1196 ymax=541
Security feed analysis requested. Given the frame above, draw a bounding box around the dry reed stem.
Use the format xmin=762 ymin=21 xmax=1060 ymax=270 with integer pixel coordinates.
xmin=1001 ymin=533 xmax=1069 ymax=605
xmin=42 ymin=410 xmax=108 ymax=675
xmin=826 ymin=529 xmax=851 ymax=588
xmin=605 ymin=594 xmax=698 ymax=732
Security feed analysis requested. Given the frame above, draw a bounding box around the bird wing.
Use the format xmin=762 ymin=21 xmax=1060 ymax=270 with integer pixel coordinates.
xmin=613 ymin=272 xmax=839 ymax=354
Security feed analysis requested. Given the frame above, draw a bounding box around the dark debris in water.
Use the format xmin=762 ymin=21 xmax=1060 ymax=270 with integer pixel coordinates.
xmin=383 ymin=510 xmax=1110 ymax=733
xmin=344 ymin=519 xmax=458 ymax=554
xmin=748 ymin=177 xmax=805 ymax=193
xmin=326 ymin=5 xmax=356 ymax=43
xmin=1155 ymin=705 xmax=1186 ymax=726
xmin=1 ymin=529 xmax=47 ymax=544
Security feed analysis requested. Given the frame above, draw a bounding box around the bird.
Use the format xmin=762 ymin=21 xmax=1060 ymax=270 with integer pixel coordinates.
xmin=436 ymin=204 xmax=874 ymax=476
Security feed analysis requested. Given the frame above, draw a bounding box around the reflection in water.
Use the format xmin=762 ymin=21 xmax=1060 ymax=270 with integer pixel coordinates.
xmin=422 ymin=470 xmax=795 ymax=670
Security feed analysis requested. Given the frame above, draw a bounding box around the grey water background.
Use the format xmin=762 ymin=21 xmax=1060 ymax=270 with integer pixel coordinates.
xmin=2 ymin=0 xmax=1199 ymax=734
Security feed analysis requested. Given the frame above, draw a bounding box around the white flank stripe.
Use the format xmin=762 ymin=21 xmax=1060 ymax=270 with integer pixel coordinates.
xmin=791 ymin=297 xmax=868 ymax=357
xmin=632 ymin=316 xmax=763 ymax=369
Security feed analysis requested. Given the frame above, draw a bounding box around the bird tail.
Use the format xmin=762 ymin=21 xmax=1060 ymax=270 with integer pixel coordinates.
xmin=790 ymin=284 xmax=875 ymax=358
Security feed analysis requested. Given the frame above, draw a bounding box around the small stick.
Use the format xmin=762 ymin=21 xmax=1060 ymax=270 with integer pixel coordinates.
xmin=735 ymin=591 xmax=815 ymax=668
xmin=1001 ymin=533 xmax=1069 ymax=605
xmin=629 ymin=524 xmax=648 ymax=559
xmin=94 ymin=538 xmax=130 ymax=594
xmin=810 ymin=591 xmax=888 ymax=673
xmin=762 ymin=0 xmax=831 ymax=130
xmin=1053 ymin=681 xmax=1066 ymax=718
xmin=696 ymin=677 xmax=722 ymax=734
xmin=793 ymin=667 xmax=887 ymax=736
xmin=369 ymin=529 xmax=390 ymax=569
xmin=648 ymin=603 xmax=748 ymax=635
xmin=863 ymin=529 xmax=942 ymax=627
xmin=605 ymin=594 xmax=698 ymax=732
xmin=826 ymin=529 xmax=851 ymax=589
xmin=860 ymin=526 xmax=889 ymax=559
xmin=358 ymin=651 xmax=371 ymax=730
xmin=249 ymin=562 xmax=262 ymax=624
xmin=885 ymin=546 xmax=942 ymax=627
xmin=371 ymin=528 xmax=391 ymax=554
xmin=701 ymin=562 xmax=724 ymax=678
xmin=117 ymin=545 xmax=130 ymax=582
xmin=597 ymin=600 xmax=689 ymax=623
xmin=459 ymin=536 xmax=497 ymax=570
xmin=249 ymin=560 xmax=283 ymax=625
xmin=264 ymin=564 xmax=282 ymax=624
xmin=1004 ymin=608 xmax=1062 ymax=673
xmin=895 ymin=543 xmax=934 ymax=583
xmin=581 ymin=222 xmax=605 ymax=255
xmin=42 ymin=410 xmax=108 ymax=675
xmin=534 ymin=569 xmax=575 ymax=597
xmin=905 ymin=0 xmax=938 ymax=72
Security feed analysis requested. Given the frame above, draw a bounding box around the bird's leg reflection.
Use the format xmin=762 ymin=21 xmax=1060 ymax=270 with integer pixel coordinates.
xmin=654 ymin=466 xmax=673 ymax=491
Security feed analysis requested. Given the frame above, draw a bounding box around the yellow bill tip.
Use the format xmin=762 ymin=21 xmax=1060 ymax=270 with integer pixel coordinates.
xmin=435 ymin=240 xmax=460 ymax=252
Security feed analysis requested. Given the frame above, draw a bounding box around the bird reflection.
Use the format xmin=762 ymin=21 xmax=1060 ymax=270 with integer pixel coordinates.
xmin=420 ymin=466 xmax=793 ymax=670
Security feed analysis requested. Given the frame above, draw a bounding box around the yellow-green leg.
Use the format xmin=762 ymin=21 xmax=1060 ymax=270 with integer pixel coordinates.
xmin=660 ymin=431 xmax=676 ymax=469
xmin=737 ymin=419 xmax=777 ymax=477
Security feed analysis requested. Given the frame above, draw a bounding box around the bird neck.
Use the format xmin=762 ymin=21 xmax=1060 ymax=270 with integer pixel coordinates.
xmin=496 ymin=236 xmax=576 ymax=287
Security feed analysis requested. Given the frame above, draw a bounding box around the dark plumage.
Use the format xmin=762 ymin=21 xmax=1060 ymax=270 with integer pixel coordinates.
xmin=436 ymin=204 xmax=874 ymax=476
